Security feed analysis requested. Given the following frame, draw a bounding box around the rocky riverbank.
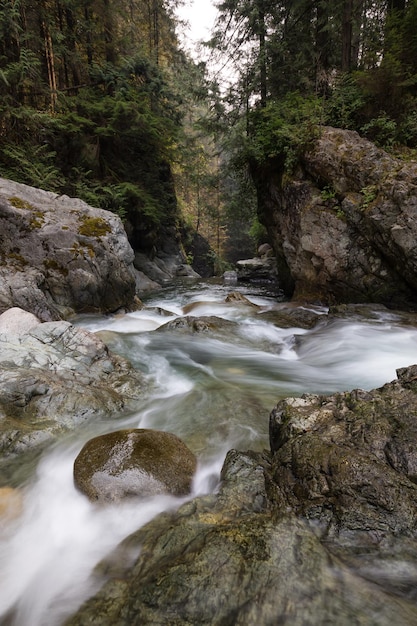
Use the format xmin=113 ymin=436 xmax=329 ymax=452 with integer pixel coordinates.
xmin=0 ymin=177 xmax=198 ymax=322
xmin=65 ymin=364 xmax=417 ymax=624
xmin=0 ymin=307 xmax=149 ymax=482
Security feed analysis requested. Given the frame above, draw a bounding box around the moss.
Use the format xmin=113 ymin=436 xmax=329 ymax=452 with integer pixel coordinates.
xmin=8 ymin=196 xmax=34 ymax=210
xmin=8 ymin=251 xmax=27 ymax=266
xmin=70 ymin=241 xmax=96 ymax=260
xmin=43 ymin=259 xmax=69 ymax=276
xmin=78 ymin=215 xmax=111 ymax=238
xmin=29 ymin=211 xmax=45 ymax=229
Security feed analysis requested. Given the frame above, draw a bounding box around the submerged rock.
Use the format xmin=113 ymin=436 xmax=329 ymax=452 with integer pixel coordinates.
xmin=73 ymin=429 xmax=197 ymax=502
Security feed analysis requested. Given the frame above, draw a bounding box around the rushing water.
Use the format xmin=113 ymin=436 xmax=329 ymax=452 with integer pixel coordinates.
xmin=2 ymin=279 xmax=417 ymax=625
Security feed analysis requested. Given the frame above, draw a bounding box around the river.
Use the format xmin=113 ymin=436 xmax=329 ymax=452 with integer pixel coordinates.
xmin=2 ymin=279 xmax=417 ymax=625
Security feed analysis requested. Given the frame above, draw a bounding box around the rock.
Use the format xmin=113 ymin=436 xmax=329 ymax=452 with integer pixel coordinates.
xmin=252 ymin=127 xmax=417 ymax=307
xmin=133 ymin=251 xmax=200 ymax=294
xmin=224 ymin=291 xmax=258 ymax=306
xmin=0 ymin=487 xmax=23 ymax=522
xmin=223 ymin=270 xmax=237 ymax=284
xmin=0 ymin=307 xmax=41 ymax=336
xmin=268 ymin=365 xmax=417 ymax=538
xmin=257 ymin=302 xmax=324 ymax=329
xmin=66 ymin=447 xmax=417 ymax=625
xmin=0 ymin=311 xmax=148 ymax=468
xmin=156 ymin=315 xmax=238 ymax=334
xmin=236 ymin=256 xmax=278 ymax=283
xmin=73 ymin=429 xmax=197 ymax=502
xmin=0 ymin=177 xmax=138 ymax=320
xmin=257 ymin=242 xmax=273 ymax=257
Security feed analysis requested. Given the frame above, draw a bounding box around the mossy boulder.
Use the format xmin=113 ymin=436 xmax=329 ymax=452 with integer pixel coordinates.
xmin=0 ymin=177 xmax=138 ymax=320
xmin=73 ymin=429 xmax=197 ymax=503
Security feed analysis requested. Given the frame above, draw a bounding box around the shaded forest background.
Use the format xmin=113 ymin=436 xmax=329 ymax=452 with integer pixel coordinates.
xmin=1 ymin=0 xmax=417 ymax=269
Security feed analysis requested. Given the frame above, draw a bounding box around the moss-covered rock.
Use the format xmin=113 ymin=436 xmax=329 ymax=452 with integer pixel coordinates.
xmin=73 ymin=429 xmax=197 ymax=502
xmin=0 ymin=177 xmax=138 ymax=320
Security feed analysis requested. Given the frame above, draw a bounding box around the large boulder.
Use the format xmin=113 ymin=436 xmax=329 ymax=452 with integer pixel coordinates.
xmin=268 ymin=364 xmax=417 ymax=536
xmin=252 ymin=127 xmax=417 ymax=307
xmin=73 ymin=429 xmax=197 ymax=502
xmin=0 ymin=177 xmax=139 ymax=320
xmin=0 ymin=308 xmax=148 ymax=471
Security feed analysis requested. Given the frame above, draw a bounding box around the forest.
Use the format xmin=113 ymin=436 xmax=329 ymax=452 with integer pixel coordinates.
xmin=1 ymin=0 xmax=416 ymax=266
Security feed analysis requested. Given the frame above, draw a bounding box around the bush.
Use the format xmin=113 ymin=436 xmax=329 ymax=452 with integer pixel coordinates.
xmin=247 ymin=93 xmax=323 ymax=170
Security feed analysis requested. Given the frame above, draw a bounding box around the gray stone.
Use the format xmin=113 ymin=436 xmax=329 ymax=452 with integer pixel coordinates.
xmin=0 ymin=311 xmax=148 ymax=466
xmin=252 ymin=127 xmax=417 ymax=307
xmin=66 ymin=438 xmax=417 ymax=625
xmin=0 ymin=178 xmax=138 ymax=320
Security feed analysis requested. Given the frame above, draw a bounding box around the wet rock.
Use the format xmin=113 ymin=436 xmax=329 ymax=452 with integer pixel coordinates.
xmin=268 ymin=366 xmax=417 ymax=538
xmin=236 ymin=256 xmax=278 ymax=283
xmin=66 ymin=449 xmax=417 ymax=625
xmin=224 ymin=291 xmax=258 ymax=307
xmin=73 ymin=429 xmax=197 ymax=502
xmin=133 ymin=251 xmax=199 ymax=294
xmin=257 ymin=302 xmax=325 ymax=329
xmin=0 ymin=310 xmax=148 ymax=468
xmin=157 ymin=315 xmax=238 ymax=334
xmin=223 ymin=270 xmax=237 ymax=284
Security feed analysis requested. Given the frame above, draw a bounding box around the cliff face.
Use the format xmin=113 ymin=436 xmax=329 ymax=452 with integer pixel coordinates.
xmin=252 ymin=127 xmax=417 ymax=307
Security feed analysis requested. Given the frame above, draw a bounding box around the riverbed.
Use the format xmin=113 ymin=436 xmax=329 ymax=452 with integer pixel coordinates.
xmin=2 ymin=279 xmax=417 ymax=625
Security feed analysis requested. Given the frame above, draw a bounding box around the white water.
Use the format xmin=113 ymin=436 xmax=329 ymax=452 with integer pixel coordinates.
xmin=2 ymin=279 xmax=417 ymax=625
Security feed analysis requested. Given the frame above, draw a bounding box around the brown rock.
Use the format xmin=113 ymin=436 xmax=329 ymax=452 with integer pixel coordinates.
xmin=73 ymin=429 xmax=197 ymax=503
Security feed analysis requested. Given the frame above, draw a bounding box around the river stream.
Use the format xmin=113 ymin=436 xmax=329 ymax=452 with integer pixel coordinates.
xmin=2 ymin=279 xmax=417 ymax=625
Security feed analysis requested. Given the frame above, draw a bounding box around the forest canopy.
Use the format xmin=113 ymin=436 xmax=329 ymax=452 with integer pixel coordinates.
xmin=1 ymin=0 xmax=416 ymax=263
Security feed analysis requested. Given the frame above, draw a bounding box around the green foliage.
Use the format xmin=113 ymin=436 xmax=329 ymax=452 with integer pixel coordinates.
xmin=320 ymin=186 xmax=336 ymax=202
xmin=0 ymin=0 xmax=184 ymax=256
xmin=247 ymin=93 xmax=323 ymax=170
xmin=361 ymin=114 xmax=397 ymax=147
xmin=324 ymin=74 xmax=366 ymax=129
xmin=397 ymin=109 xmax=417 ymax=148
xmin=1 ymin=142 xmax=63 ymax=191
xmin=248 ymin=217 xmax=267 ymax=244
xmin=360 ymin=185 xmax=378 ymax=209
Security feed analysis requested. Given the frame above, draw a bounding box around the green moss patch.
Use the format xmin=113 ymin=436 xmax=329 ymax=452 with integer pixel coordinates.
xmin=78 ymin=215 xmax=111 ymax=238
xmin=8 ymin=196 xmax=35 ymax=210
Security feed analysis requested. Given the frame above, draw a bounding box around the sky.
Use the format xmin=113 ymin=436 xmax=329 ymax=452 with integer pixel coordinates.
xmin=176 ymin=0 xmax=218 ymax=53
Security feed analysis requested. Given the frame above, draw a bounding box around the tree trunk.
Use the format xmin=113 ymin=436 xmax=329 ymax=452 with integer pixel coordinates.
xmin=258 ymin=4 xmax=267 ymax=107
xmin=41 ymin=19 xmax=58 ymax=111
xmin=315 ymin=2 xmax=330 ymax=95
xmin=341 ymin=0 xmax=353 ymax=72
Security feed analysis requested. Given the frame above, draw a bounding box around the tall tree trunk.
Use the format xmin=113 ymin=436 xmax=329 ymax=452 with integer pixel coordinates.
xmin=315 ymin=2 xmax=330 ymax=95
xmin=103 ymin=0 xmax=116 ymax=64
xmin=258 ymin=3 xmax=267 ymax=107
xmin=84 ymin=6 xmax=93 ymax=67
xmin=341 ymin=0 xmax=353 ymax=72
xmin=40 ymin=18 xmax=58 ymax=111
xmin=152 ymin=0 xmax=160 ymax=66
